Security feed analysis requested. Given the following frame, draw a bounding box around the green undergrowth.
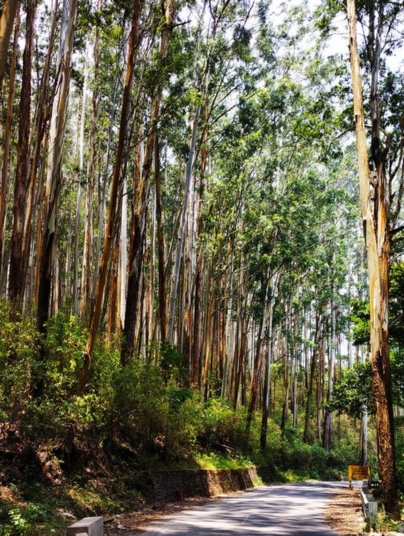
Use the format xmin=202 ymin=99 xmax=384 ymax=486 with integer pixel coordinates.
xmin=194 ymin=452 xmax=254 ymax=470
xmin=0 ymin=430 xmax=356 ymax=536
xmin=0 ymin=308 xmax=380 ymax=535
xmin=374 ymin=505 xmax=404 ymax=534
xmin=0 ymin=444 xmax=347 ymax=536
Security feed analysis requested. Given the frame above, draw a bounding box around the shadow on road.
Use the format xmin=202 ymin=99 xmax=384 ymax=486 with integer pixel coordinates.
xmin=140 ymin=481 xmax=344 ymax=536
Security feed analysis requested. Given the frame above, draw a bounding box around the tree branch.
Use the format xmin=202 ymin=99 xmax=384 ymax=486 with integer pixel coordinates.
xmin=391 ymin=224 xmax=404 ymax=236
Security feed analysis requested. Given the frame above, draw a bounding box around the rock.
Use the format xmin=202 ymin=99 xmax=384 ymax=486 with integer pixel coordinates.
xmin=56 ymin=508 xmax=75 ymax=520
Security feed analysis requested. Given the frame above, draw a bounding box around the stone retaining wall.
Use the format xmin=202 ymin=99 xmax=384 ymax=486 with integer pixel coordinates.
xmin=142 ymin=467 xmax=273 ymax=502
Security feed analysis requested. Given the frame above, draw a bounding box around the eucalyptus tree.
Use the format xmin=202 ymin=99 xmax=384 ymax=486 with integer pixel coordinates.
xmin=344 ymin=0 xmax=404 ymax=516
xmin=36 ymin=0 xmax=78 ymax=338
xmin=0 ymin=7 xmax=19 ymax=294
xmin=80 ymin=3 xmax=130 ymax=319
xmin=130 ymin=0 xmax=261 ymax=387
xmin=80 ymin=23 xmax=100 ymax=317
xmin=23 ymin=0 xmax=60 ymax=310
xmin=0 ymin=0 xmax=390 ymax=470
xmin=313 ymin=0 xmax=404 ymax=514
xmin=121 ymin=0 xmax=175 ymax=365
xmin=8 ymin=0 xmax=36 ymax=312
xmin=79 ymin=0 xmax=141 ymax=392
xmin=250 ymin=11 xmax=353 ymax=444
xmin=187 ymin=0 xmax=257 ymax=387
xmin=179 ymin=0 xmax=354 ymax=444
xmin=0 ymin=0 xmax=19 ymax=86
xmin=72 ymin=48 xmax=89 ymax=315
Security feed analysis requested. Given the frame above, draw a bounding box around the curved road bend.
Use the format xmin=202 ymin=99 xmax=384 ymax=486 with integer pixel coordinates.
xmin=142 ymin=481 xmax=346 ymax=536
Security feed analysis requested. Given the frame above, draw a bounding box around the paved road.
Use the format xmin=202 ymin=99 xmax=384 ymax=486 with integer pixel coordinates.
xmin=142 ymin=481 xmax=347 ymax=536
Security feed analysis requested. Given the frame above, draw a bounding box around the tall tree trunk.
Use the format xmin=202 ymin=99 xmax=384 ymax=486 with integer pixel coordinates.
xmin=37 ymin=0 xmax=77 ymax=336
xmin=347 ymin=0 xmax=398 ymax=517
xmin=34 ymin=132 xmax=48 ymax=308
xmin=323 ymin=293 xmax=336 ymax=451
xmin=23 ymin=0 xmax=58 ymax=308
xmin=0 ymin=0 xmax=19 ymax=86
xmin=246 ymin=314 xmax=265 ymax=436
xmin=108 ymin=217 xmax=121 ymax=340
xmin=203 ymin=270 xmax=213 ymax=400
xmin=80 ymin=22 xmax=100 ymax=316
xmin=303 ymin=309 xmax=323 ymax=443
xmin=73 ymin=49 xmax=88 ymax=314
xmin=292 ymin=353 xmax=298 ymax=429
xmin=167 ymin=106 xmax=200 ymax=343
xmin=79 ymin=0 xmax=140 ymax=392
xmin=119 ymin=175 xmax=128 ymax=330
xmin=316 ymin=334 xmax=325 ymax=444
xmin=155 ymin=135 xmax=167 ymax=341
xmin=280 ymin=351 xmax=290 ymax=435
xmin=121 ymin=0 xmax=174 ymax=365
xmin=8 ymin=0 xmax=35 ymax=311
xmin=0 ymin=10 xmax=18 ymax=294
xmin=260 ymin=273 xmax=278 ymax=449
xmin=192 ymin=109 xmax=209 ymax=389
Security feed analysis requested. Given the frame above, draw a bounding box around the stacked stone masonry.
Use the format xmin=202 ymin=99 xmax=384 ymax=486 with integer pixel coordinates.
xmin=146 ymin=467 xmax=273 ymax=502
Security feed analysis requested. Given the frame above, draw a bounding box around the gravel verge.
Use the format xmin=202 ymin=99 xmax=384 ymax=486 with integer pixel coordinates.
xmin=323 ymin=486 xmax=366 ymax=536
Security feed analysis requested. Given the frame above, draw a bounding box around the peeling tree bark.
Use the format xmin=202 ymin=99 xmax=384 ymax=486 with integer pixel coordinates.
xmin=37 ymin=0 xmax=77 ymax=335
xmin=79 ymin=0 xmax=140 ymax=392
xmin=121 ymin=0 xmax=174 ymax=365
xmin=155 ymin=135 xmax=167 ymax=341
xmin=347 ymin=0 xmax=398 ymax=517
xmin=0 ymin=9 xmax=19 ymax=294
xmin=8 ymin=0 xmax=35 ymax=312
xmin=0 ymin=0 xmax=19 ymax=86
xmin=23 ymin=0 xmax=58 ymax=308
xmin=80 ymin=18 xmax=100 ymax=317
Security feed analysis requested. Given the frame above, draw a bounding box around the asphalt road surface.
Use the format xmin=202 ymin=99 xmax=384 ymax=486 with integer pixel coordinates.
xmin=142 ymin=481 xmax=346 ymax=536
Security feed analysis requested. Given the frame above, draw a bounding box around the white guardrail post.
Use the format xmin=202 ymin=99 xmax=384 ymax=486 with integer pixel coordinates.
xmin=66 ymin=516 xmax=103 ymax=536
xmin=360 ymin=489 xmax=377 ymax=529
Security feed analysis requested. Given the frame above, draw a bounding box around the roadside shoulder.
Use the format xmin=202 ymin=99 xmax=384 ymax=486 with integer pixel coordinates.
xmin=324 ymin=486 xmax=365 ymax=536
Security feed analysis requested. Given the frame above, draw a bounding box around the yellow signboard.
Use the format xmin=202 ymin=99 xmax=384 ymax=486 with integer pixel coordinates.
xmin=347 ymin=465 xmax=370 ymax=488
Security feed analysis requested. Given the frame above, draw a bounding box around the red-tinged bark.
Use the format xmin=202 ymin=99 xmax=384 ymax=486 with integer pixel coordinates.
xmin=0 ymin=0 xmax=19 ymax=86
xmin=121 ymin=0 xmax=174 ymax=365
xmin=8 ymin=0 xmax=35 ymax=311
xmin=37 ymin=0 xmax=78 ymax=337
xmin=79 ymin=0 xmax=141 ymax=392
xmin=108 ymin=226 xmax=120 ymax=341
xmin=347 ymin=0 xmax=398 ymax=517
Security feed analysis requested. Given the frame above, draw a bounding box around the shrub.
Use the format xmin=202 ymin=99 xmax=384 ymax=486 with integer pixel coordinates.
xmin=0 ymin=302 xmax=38 ymax=421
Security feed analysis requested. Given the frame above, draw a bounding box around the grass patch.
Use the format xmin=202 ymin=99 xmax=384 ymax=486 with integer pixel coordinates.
xmin=194 ymin=452 xmax=253 ymax=470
